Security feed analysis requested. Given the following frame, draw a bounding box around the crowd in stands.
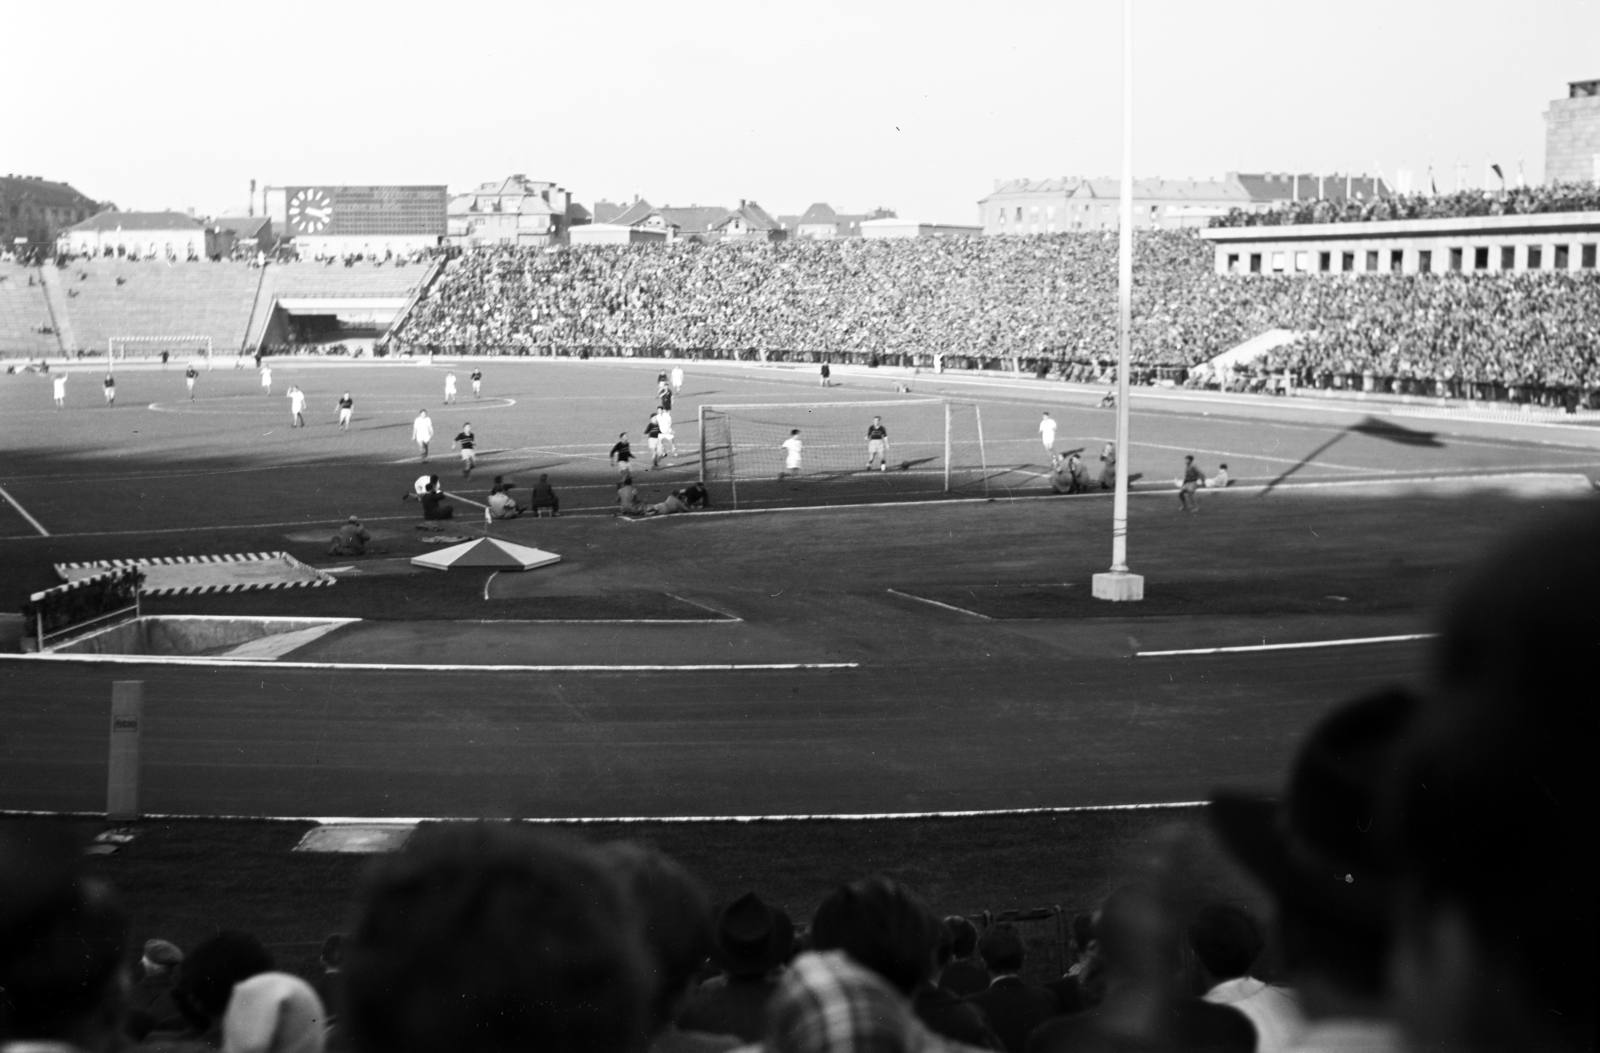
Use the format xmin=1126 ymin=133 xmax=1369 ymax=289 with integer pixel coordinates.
xmin=1 ymin=506 xmax=1592 ymax=1053
xmin=395 ymin=231 xmax=1600 ymax=404
xmin=1210 ymin=182 xmax=1600 ymax=228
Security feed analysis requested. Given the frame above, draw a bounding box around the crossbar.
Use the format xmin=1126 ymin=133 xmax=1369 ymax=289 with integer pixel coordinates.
xmin=701 ymin=399 xmax=950 ymax=411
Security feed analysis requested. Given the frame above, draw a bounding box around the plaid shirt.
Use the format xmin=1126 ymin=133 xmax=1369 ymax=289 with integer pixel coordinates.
xmin=762 ymin=952 xmax=982 ymax=1053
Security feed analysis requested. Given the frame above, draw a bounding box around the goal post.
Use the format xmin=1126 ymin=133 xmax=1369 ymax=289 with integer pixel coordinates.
xmin=107 ymin=335 xmax=214 ymax=371
xmin=699 ymin=398 xmax=988 ymax=508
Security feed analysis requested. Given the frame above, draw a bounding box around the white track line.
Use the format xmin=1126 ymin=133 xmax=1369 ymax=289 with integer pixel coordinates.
xmin=0 ymin=800 xmax=1209 ymax=824
xmin=1136 ymin=633 xmax=1436 ymax=658
xmin=0 ymin=484 xmax=49 ymax=536
xmin=0 ymin=654 xmax=858 ymax=671
xmin=885 ymin=588 xmax=992 ymax=619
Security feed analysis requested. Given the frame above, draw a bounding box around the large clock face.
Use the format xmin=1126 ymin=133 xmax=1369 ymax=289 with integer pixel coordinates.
xmin=289 ymin=188 xmax=334 ymax=234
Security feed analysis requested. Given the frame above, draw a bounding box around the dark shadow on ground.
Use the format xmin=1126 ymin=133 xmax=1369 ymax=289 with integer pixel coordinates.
xmin=1349 ymin=416 xmax=1444 ymax=447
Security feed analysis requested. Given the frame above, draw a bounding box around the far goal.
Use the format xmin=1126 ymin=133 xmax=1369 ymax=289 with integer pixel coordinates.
xmin=698 ymin=399 xmax=988 ymax=508
xmin=107 ymin=335 xmax=214 ymax=371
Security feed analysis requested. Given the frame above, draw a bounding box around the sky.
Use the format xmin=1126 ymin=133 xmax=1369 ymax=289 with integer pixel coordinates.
xmin=4 ymin=0 xmax=1595 ymax=223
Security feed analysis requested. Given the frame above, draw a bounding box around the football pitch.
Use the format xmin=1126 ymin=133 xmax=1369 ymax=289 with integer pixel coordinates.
xmin=1 ymin=357 xmax=1598 ymax=820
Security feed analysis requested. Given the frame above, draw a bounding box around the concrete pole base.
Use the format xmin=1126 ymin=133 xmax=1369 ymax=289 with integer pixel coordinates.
xmin=1092 ymin=571 xmax=1145 ymax=602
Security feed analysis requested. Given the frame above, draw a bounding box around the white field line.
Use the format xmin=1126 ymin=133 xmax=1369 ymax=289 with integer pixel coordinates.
xmin=0 ymin=654 xmax=859 ymax=672
xmin=146 ymin=397 xmax=518 ymax=414
xmin=0 ymin=800 xmax=1210 ymax=824
xmin=885 ymin=588 xmax=992 ymax=619
xmin=1136 ymin=633 xmax=1436 ymax=658
xmin=0 ymin=484 xmax=49 ymax=536
xmin=663 ymin=592 xmax=744 ymax=620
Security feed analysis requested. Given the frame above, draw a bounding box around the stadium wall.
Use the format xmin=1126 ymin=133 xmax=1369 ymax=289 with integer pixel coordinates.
xmin=1199 ymin=211 xmax=1600 ymax=275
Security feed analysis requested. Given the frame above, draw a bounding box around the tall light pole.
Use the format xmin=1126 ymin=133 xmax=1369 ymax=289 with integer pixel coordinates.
xmin=1092 ymin=0 xmax=1145 ymax=603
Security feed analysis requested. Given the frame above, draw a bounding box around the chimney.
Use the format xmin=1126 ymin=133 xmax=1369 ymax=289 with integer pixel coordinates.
xmin=249 ymin=179 xmax=256 ymax=217
xmin=739 ymin=199 xmax=746 ymax=209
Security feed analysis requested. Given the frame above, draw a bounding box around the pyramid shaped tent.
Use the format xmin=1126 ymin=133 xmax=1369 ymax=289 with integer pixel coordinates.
xmin=411 ymin=538 xmax=561 ymax=572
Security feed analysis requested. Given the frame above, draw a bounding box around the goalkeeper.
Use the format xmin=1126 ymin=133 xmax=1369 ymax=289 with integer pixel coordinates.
xmin=865 ymin=416 xmax=890 ymax=472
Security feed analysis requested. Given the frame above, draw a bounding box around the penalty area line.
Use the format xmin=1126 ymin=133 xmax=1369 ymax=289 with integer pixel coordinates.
xmin=885 ymin=588 xmax=992 ymax=619
xmin=0 ymin=484 xmax=49 ymax=536
xmin=1136 ymin=633 xmax=1436 ymax=658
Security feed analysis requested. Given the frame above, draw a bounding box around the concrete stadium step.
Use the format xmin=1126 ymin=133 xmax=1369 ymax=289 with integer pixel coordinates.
xmin=51 ymin=259 xmax=262 ymax=354
xmin=0 ymin=263 xmax=61 ymax=356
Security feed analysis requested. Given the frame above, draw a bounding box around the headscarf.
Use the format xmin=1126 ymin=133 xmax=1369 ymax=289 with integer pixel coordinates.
xmin=221 ymin=971 xmax=328 ymax=1053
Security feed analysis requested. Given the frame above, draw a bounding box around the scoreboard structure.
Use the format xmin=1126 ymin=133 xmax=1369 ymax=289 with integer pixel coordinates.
xmin=278 ymin=185 xmax=446 ymax=255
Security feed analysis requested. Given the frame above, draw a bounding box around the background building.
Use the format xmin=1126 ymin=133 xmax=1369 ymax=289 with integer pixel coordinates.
xmin=57 ymin=211 xmax=209 ymax=259
xmin=1545 ymin=78 xmax=1600 ymax=185
xmin=978 ymin=173 xmax=1389 ymax=234
xmin=1200 ymin=210 xmax=1600 ymax=275
xmin=779 ymin=203 xmax=897 ymax=239
xmin=1 ymin=176 xmax=101 ymax=256
xmin=448 ymin=175 xmax=588 ymax=247
xmin=860 ymin=218 xmax=980 ymax=239
xmin=586 ymin=198 xmax=784 ymax=243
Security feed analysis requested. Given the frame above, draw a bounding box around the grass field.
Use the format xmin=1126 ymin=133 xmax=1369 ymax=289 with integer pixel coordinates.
xmin=2 ymin=355 xmax=1595 ymax=973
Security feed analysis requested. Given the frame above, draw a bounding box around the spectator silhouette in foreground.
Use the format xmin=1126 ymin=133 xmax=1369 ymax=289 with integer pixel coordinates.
xmin=809 ymin=876 xmax=1002 ymax=1050
xmin=598 ymin=842 xmax=741 ymax=1053
xmin=1041 ymin=912 xmax=1097 ymax=1016
xmin=0 ymin=825 xmax=129 ymax=1053
xmin=1026 ymin=885 xmax=1255 ymax=1053
xmin=675 ymin=892 xmax=795 ymax=1042
xmin=939 ymin=916 xmax=992 ymax=997
xmin=761 ymin=950 xmax=976 ymax=1053
xmin=126 ymin=938 xmax=187 ymax=1041
xmin=166 ymin=930 xmax=277 ymax=1048
xmin=343 ymin=823 xmax=652 ymax=1053
xmin=1211 ymin=688 xmax=1417 ymax=1053
xmin=1386 ymin=503 xmax=1597 ymax=1053
xmin=1188 ymin=905 xmax=1305 ymax=1053
xmin=966 ymin=923 xmax=1058 ymax=1053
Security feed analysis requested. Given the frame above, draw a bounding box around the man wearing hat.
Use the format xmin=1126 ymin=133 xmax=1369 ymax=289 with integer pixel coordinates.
xmin=127 ymin=937 xmax=188 ymax=1040
xmin=328 ymin=516 xmax=375 ymax=556
xmin=675 ymin=891 xmax=794 ymax=1042
xmin=1209 ymin=687 xmax=1418 ymax=1053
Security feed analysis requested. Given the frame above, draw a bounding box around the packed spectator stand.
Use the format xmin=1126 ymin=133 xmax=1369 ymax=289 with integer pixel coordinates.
xmin=1209 ymin=181 xmax=1600 ymax=228
xmin=395 ymin=227 xmax=1600 ymax=408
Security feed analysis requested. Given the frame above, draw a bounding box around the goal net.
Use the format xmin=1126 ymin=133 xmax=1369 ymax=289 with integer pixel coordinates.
xmin=699 ymin=399 xmax=988 ymax=508
xmin=108 ymin=335 xmax=214 ymax=369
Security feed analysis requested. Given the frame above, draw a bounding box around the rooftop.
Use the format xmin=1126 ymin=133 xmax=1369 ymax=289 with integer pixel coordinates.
xmin=65 ymin=211 xmax=205 ymax=233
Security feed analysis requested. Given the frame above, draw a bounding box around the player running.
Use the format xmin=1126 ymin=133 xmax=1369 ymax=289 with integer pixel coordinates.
xmin=453 ymin=423 xmax=477 ymax=477
xmin=52 ymin=372 xmax=66 ymax=409
xmin=865 ymin=416 xmax=890 ymax=472
xmin=185 ymin=363 xmax=199 ymax=400
xmin=609 ymin=432 xmax=635 ymax=479
xmin=444 ymin=371 xmax=458 ymax=405
xmin=779 ymin=429 xmax=803 ymax=480
xmin=102 ymin=374 xmax=115 ymax=407
xmin=260 ymin=364 xmax=272 ymax=395
xmin=1038 ymin=411 xmax=1057 ymax=455
xmin=644 ymin=412 xmax=664 ymax=469
xmin=470 ymin=367 xmax=482 ymax=398
xmin=413 ymin=409 xmax=434 ymax=461
xmin=657 ymin=406 xmax=676 ymax=458
xmin=337 ymin=392 xmax=354 ymax=431
xmin=671 ymin=365 xmax=684 ymax=393
xmin=1177 ymin=455 xmax=1203 ymax=513
xmin=288 ymin=385 xmax=307 ymax=428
